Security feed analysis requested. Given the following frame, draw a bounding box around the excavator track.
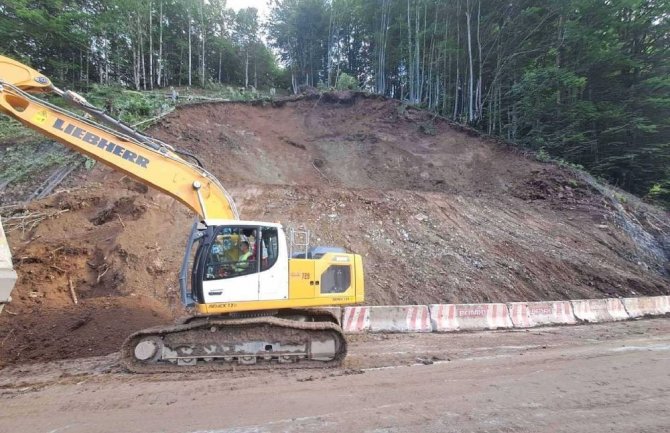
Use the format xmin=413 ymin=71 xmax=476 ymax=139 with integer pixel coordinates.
xmin=120 ymin=309 xmax=347 ymax=373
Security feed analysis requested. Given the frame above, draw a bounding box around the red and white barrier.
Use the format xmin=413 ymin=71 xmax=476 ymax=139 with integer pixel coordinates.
xmin=342 ymin=296 xmax=666 ymax=334
xmin=622 ymin=296 xmax=670 ymax=318
xmin=571 ymin=298 xmax=629 ymax=322
xmin=508 ymin=301 xmax=577 ymax=328
xmin=342 ymin=307 xmax=369 ymax=333
xmin=429 ymin=303 xmax=513 ymax=332
xmin=342 ymin=306 xmax=431 ymax=333
xmin=369 ymin=306 xmax=432 ymax=333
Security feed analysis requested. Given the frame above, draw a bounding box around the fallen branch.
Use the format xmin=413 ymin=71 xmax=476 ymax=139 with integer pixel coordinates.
xmin=68 ymin=277 xmax=78 ymax=305
xmin=116 ymin=213 xmax=125 ymax=228
xmin=131 ymin=107 xmax=175 ymax=128
xmin=96 ymin=264 xmax=109 ymax=283
xmin=49 ymin=264 xmax=67 ymax=274
xmin=2 ymin=209 xmax=70 ymax=234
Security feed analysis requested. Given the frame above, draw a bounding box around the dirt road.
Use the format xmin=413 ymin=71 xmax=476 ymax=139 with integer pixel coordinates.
xmin=2 ymin=318 xmax=669 ymax=433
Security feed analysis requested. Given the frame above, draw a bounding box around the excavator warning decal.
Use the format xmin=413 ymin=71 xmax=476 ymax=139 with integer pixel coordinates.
xmin=51 ymin=118 xmax=150 ymax=168
xmin=33 ymin=110 xmax=47 ymax=124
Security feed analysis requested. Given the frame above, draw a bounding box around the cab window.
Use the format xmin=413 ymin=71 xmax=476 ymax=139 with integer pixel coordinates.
xmin=204 ymin=227 xmax=257 ymax=280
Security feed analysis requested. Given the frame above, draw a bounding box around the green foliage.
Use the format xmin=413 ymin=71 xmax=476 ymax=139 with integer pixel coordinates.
xmin=0 ymin=141 xmax=81 ymax=187
xmin=648 ymin=181 xmax=670 ymax=209
xmin=2 ymin=0 xmax=669 ymax=207
xmin=0 ymin=117 xmax=38 ymax=142
xmin=536 ymin=148 xmax=551 ymax=163
xmin=335 ymin=73 xmax=359 ymax=91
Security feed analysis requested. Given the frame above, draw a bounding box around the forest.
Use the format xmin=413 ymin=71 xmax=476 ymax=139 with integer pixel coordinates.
xmin=0 ymin=0 xmax=669 ymax=207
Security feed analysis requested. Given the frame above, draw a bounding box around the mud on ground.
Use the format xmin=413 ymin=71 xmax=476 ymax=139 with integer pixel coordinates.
xmin=1 ymin=92 xmax=668 ymax=365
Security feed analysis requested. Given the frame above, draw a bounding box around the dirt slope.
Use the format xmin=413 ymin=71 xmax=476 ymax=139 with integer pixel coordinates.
xmin=1 ymin=92 xmax=668 ymax=364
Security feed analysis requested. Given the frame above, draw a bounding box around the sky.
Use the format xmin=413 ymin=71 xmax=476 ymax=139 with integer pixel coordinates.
xmin=226 ymin=0 xmax=271 ymax=21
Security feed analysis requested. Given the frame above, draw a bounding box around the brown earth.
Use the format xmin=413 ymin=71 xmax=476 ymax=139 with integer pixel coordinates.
xmin=0 ymin=92 xmax=668 ymax=365
xmin=1 ymin=319 xmax=670 ymax=433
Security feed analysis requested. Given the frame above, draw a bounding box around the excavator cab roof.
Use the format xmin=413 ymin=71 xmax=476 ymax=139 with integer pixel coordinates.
xmin=204 ymin=219 xmax=282 ymax=229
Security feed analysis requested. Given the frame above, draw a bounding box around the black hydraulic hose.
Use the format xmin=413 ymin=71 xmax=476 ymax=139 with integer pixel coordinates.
xmin=174 ymin=148 xmax=204 ymax=168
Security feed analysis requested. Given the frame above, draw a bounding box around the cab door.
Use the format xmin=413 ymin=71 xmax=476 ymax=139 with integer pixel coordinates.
xmin=257 ymin=226 xmax=289 ymax=301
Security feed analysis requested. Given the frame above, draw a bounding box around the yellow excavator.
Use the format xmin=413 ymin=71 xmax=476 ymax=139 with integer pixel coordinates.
xmin=0 ymin=55 xmax=364 ymax=372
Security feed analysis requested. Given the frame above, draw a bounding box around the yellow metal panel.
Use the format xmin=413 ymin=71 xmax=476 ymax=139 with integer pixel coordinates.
xmin=199 ymin=295 xmax=361 ymax=315
xmin=313 ymin=253 xmax=356 ymax=302
xmin=354 ymin=254 xmax=365 ymax=303
xmin=0 ymin=55 xmax=53 ymax=92
xmin=288 ymin=259 xmax=315 ymax=299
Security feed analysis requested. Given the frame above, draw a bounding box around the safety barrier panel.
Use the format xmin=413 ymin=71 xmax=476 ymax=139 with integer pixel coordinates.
xmin=508 ymin=301 xmax=577 ymax=328
xmin=342 ymin=306 xmax=432 ymax=333
xmin=622 ymin=296 xmax=670 ymax=318
xmin=369 ymin=305 xmax=432 ymax=333
xmin=571 ymin=298 xmax=629 ymax=323
xmin=342 ymin=306 xmax=370 ymax=333
xmin=428 ymin=303 xmax=513 ymax=332
xmin=0 ymin=217 xmax=17 ymax=315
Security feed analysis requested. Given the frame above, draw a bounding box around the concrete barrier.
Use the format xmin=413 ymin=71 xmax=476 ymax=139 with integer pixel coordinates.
xmin=342 ymin=307 xmax=370 ymax=333
xmin=342 ymin=306 xmax=432 ymax=333
xmin=622 ymin=296 xmax=670 ymax=318
xmin=429 ymin=303 xmax=513 ymax=332
xmin=571 ymin=298 xmax=629 ymax=323
xmin=0 ymin=217 xmax=17 ymax=315
xmin=368 ymin=305 xmax=432 ymax=333
xmin=508 ymin=301 xmax=577 ymax=328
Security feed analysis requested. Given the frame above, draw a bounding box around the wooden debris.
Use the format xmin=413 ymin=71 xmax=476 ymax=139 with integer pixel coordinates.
xmin=68 ymin=277 xmax=78 ymax=305
xmin=49 ymin=264 xmax=67 ymax=274
xmin=96 ymin=264 xmax=109 ymax=283
xmin=1 ymin=209 xmax=70 ymax=234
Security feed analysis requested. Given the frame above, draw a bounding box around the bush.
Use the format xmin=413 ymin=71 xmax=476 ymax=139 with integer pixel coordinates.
xmin=335 ymin=73 xmax=359 ymax=90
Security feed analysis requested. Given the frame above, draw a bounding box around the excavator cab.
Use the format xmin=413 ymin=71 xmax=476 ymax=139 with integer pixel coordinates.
xmin=181 ymin=221 xmax=364 ymax=315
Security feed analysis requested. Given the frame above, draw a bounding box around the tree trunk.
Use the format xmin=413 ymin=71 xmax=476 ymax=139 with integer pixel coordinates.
xmin=465 ymin=0 xmax=474 ymax=123
xmin=139 ymin=15 xmax=146 ymax=90
xmin=476 ymin=0 xmax=482 ymax=120
xmin=157 ymin=0 xmax=163 ymax=87
xmin=453 ymin=0 xmax=460 ymax=119
xmin=218 ymin=48 xmax=223 ymax=83
xmin=245 ymin=50 xmax=249 ymax=88
xmin=188 ymin=9 xmax=192 ymax=87
xmin=407 ymin=0 xmax=413 ymax=102
xmin=149 ymin=1 xmax=153 ymax=90
xmin=200 ymin=0 xmax=205 ymax=87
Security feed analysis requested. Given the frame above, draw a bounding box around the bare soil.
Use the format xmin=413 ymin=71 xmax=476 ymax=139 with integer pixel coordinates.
xmin=1 ymin=319 xmax=669 ymax=433
xmin=1 ymin=92 xmax=668 ymax=365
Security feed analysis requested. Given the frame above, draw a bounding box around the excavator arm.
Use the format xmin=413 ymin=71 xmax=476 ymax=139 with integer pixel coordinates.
xmin=0 ymin=55 xmax=238 ymax=221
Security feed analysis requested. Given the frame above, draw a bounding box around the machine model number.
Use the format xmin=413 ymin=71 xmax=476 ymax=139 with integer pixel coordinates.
xmin=210 ymin=303 xmax=237 ymax=309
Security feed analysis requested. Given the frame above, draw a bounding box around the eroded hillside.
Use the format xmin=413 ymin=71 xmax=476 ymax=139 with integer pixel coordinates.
xmin=1 ymin=92 xmax=668 ymax=364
